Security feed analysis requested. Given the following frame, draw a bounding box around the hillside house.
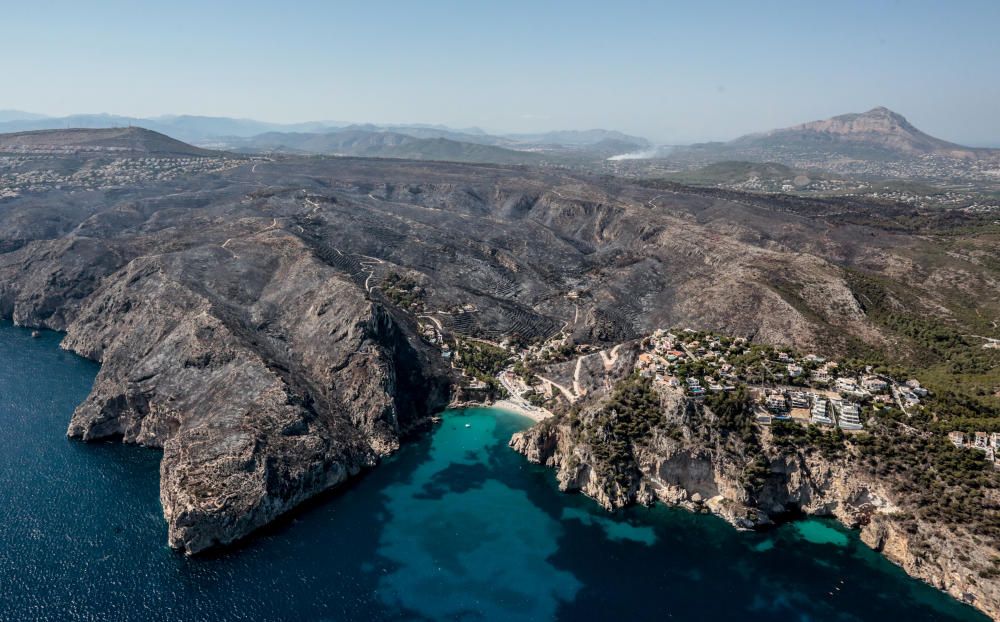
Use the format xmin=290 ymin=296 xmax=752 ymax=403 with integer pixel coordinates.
xmin=765 ymin=394 xmax=788 ymax=414
xmin=861 ymin=376 xmax=888 ymax=393
xmin=835 ymin=377 xmax=858 ymax=393
xmin=899 ymin=389 xmax=920 ymax=407
xmin=789 ymin=391 xmax=809 ymax=408
xmin=811 ymin=399 xmax=833 ymax=426
xmin=834 ymin=399 xmax=863 ymax=430
xmin=905 ymin=379 xmax=928 ymax=396
xmin=811 ymin=370 xmax=831 ymax=384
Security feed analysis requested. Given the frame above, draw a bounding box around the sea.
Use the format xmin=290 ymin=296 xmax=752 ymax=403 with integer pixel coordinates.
xmin=0 ymin=320 xmax=987 ymax=621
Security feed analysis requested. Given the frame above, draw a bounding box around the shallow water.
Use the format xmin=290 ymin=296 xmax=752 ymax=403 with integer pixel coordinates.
xmin=0 ymin=321 xmax=987 ymax=621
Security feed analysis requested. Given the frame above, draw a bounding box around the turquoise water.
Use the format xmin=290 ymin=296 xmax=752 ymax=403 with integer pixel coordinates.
xmin=0 ymin=321 xmax=988 ymax=621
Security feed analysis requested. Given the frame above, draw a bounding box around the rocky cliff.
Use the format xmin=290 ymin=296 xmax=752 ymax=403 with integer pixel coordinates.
xmin=511 ymin=392 xmax=1000 ymax=619
xmin=0 ymin=227 xmax=452 ymax=554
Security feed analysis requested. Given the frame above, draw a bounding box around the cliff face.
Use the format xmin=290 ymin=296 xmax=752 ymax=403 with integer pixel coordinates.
xmin=2 ymin=229 xmax=451 ymax=554
xmin=511 ymin=400 xmax=1000 ymax=620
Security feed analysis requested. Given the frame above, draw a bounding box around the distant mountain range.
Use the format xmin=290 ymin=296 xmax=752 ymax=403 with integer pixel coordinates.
xmin=0 ymin=112 xmax=649 ymax=162
xmin=230 ymin=130 xmax=549 ymax=165
xmin=0 ymin=113 xmax=336 ymax=142
xmin=3 ymin=108 xmax=992 ymax=171
xmin=0 ymin=123 xmax=645 ymax=166
xmin=0 ymin=110 xmax=50 ymax=122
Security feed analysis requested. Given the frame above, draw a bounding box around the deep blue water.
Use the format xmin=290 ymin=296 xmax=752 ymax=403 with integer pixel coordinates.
xmin=0 ymin=320 xmax=988 ymax=621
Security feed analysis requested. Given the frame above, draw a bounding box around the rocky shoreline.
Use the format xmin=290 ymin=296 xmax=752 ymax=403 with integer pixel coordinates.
xmin=1 ymin=230 xmax=455 ymax=554
xmin=510 ymin=401 xmax=1000 ymax=620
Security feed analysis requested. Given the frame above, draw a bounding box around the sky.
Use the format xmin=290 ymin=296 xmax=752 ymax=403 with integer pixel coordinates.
xmin=3 ymin=0 xmax=999 ymax=145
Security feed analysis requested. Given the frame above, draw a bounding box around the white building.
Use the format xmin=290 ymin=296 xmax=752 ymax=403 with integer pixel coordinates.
xmin=833 ymin=399 xmax=863 ymax=430
xmin=789 ymin=391 xmax=809 ymax=408
xmin=899 ymin=389 xmax=920 ymax=407
xmin=973 ymin=432 xmax=990 ymax=450
xmin=836 ymin=377 xmax=858 ymax=393
xmin=861 ymin=376 xmax=888 ymax=393
xmin=811 ymin=399 xmax=833 ymax=426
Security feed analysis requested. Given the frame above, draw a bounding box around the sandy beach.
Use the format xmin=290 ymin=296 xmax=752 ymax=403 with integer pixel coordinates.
xmin=490 ymin=399 xmax=554 ymax=422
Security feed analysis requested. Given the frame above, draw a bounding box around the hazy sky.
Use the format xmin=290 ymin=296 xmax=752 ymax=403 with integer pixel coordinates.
xmin=4 ymin=0 xmax=999 ymax=144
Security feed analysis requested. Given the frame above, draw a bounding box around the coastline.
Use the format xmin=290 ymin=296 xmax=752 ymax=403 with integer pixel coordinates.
xmin=448 ymin=397 xmax=554 ymax=422
xmin=509 ymin=418 xmax=1000 ymax=621
xmin=490 ymin=398 xmax=554 ymax=422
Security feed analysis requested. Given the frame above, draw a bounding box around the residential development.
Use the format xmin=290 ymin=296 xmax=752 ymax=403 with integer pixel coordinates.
xmin=419 ymin=318 xmax=999 ymax=469
xmin=949 ymin=430 xmax=1000 ymax=466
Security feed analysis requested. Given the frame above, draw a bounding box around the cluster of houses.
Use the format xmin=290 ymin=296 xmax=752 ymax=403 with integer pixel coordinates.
xmin=0 ymin=155 xmax=245 ymax=197
xmin=420 ymin=315 xmax=960 ymax=449
xmin=630 ymin=328 xmax=941 ymax=435
xmin=948 ymin=431 xmax=1000 ymax=465
xmin=753 ymin=389 xmax=865 ymax=430
xmin=637 ymin=328 xmax=748 ymax=387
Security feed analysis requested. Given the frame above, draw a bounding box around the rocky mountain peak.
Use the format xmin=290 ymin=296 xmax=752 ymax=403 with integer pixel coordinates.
xmin=789 ymin=107 xmax=916 ymax=137
xmin=731 ymin=107 xmax=982 ymax=158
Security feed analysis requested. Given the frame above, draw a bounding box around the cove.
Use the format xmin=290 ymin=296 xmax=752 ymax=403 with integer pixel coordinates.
xmin=0 ymin=321 xmax=988 ymax=621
